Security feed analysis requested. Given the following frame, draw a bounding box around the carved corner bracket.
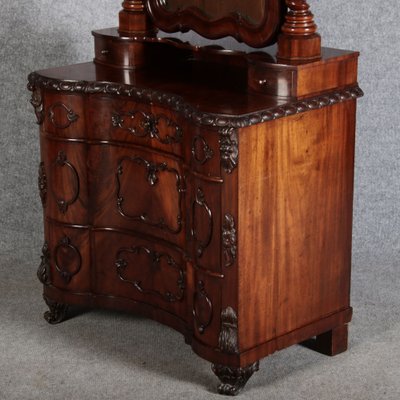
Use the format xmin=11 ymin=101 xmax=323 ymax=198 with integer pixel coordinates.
xmin=38 ymin=162 xmax=47 ymax=208
xmin=222 ymin=214 xmax=237 ymax=267
xmin=219 ymin=127 xmax=238 ymax=174
xmin=37 ymin=242 xmax=51 ymax=285
xmin=29 ymin=87 xmax=44 ymax=125
xmin=218 ymin=306 xmax=239 ymax=354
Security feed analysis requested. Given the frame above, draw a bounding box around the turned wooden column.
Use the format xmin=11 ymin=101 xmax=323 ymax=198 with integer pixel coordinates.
xmin=277 ymin=0 xmax=321 ymax=63
xmin=119 ymin=0 xmax=157 ymax=37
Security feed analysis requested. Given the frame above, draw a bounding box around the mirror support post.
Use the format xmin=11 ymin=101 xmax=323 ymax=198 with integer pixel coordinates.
xmin=118 ymin=0 xmax=157 ymax=37
xmin=277 ymin=0 xmax=321 ymax=63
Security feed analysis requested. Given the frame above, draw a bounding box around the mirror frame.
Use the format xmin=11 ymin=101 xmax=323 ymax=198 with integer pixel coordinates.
xmin=146 ymin=0 xmax=286 ymax=48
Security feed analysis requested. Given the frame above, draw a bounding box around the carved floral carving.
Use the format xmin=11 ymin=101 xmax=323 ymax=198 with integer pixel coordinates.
xmin=218 ymin=306 xmax=239 ymax=354
xmin=38 ymin=162 xmax=47 ymax=208
xmin=37 ymin=242 xmax=51 ymax=285
xmin=222 ymin=214 xmax=237 ymax=267
xmin=219 ymin=127 xmax=238 ymax=174
xmin=112 ymin=110 xmax=183 ymax=144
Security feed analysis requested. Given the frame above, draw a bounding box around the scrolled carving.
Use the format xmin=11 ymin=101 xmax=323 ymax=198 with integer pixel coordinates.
xmin=116 ymin=156 xmax=184 ymax=234
xmin=38 ymin=162 xmax=47 ymax=208
xmin=28 ymin=73 xmax=364 ymax=129
xmin=37 ymin=242 xmax=51 ymax=285
xmin=116 ymin=245 xmax=185 ymax=302
xmin=212 ymin=362 xmax=260 ymax=396
xmin=218 ymin=307 xmax=239 ymax=354
xmin=191 ymin=188 xmax=213 ymax=258
xmin=51 ymin=151 xmax=80 ymax=214
xmin=48 ymin=102 xmax=79 ymax=129
xmin=30 ymin=87 xmax=44 ymax=124
xmin=43 ymin=295 xmax=68 ymax=325
xmin=219 ymin=127 xmax=238 ymax=174
xmin=112 ymin=110 xmax=183 ymax=144
xmin=222 ymin=214 xmax=237 ymax=267
xmin=192 ymin=135 xmax=214 ymax=165
xmin=193 ymin=280 xmax=213 ymax=334
xmin=54 ymin=236 xmax=82 ymax=284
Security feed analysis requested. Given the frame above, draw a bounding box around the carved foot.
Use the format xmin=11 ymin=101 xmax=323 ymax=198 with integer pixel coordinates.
xmin=43 ymin=295 xmax=68 ymax=324
xmin=302 ymin=324 xmax=348 ymax=356
xmin=212 ymin=362 xmax=259 ymax=396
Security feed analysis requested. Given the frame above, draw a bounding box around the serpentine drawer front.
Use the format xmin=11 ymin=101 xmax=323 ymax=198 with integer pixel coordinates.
xmin=28 ymin=1 xmax=363 ymax=395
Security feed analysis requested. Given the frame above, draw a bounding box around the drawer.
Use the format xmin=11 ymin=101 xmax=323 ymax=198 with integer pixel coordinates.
xmin=40 ymin=136 xmax=89 ymax=225
xmin=87 ymin=95 xmax=184 ymax=157
xmin=42 ymin=92 xmax=86 ymax=138
xmin=190 ymin=269 xmax=221 ymax=348
xmin=93 ymin=230 xmax=187 ymax=319
xmin=185 ymin=126 xmax=221 ymax=179
xmin=187 ymin=177 xmax=222 ymax=274
xmin=89 ymin=145 xmax=186 ymax=247
xmin=43 ymin=222 xmax=91 ymax=293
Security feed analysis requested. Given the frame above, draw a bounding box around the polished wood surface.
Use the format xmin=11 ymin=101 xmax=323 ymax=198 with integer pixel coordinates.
xmin=28 ymin=0 xmax=362 ymax=394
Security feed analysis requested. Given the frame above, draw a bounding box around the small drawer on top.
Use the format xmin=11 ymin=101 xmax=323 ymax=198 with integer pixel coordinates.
xmin=87 ymin=95 xmax=184 ymax=157
xmin=42 ymin=92 xmax=86 ymax=138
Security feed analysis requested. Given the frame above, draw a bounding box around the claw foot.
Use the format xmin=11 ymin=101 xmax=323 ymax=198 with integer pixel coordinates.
xmin=212 ymin=361 xmax=259 ymax=396
xmin=43 ymin=295 xmax=68 ymax=324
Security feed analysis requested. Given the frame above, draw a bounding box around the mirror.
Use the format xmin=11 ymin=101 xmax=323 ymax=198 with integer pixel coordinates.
xmin=147 ymin=0 xmax=285 ymax=48
xmin=162 ymin=0 xmax=266 ymax=25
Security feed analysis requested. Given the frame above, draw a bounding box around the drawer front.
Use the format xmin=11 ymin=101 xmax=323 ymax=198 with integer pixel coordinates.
xmin=42 ymin=92 xmax=85 ymax=138
xmin=190 ymin=269 xmax=221 ymax=348
xmin=187 ymin=177 xmax=222 ymax=274
xmin=43 ymin=222 xmax=91 ymax=293
xmin=40 ymin=136 xmax=89 ymax=225
xmin=93 ymin=230 xmax=187 ymax=319
xmin=87 ymin=95 xmax=184 ymax=157
xmin=89 ymin=145 xmax=185 ymax=247
xmin=185 ymin=126 xmax=221 ymax=179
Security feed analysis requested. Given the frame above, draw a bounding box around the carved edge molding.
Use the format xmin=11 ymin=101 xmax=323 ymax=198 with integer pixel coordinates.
xmin=37 ymin=242 xmax=51 ymax=285
xmin=222 ymin=214 xmax=237 ymax=267
xmin=218 ymin=306 xmax=239 ymax=354
xmin=28 ymin=73 xmax=364 ymax=129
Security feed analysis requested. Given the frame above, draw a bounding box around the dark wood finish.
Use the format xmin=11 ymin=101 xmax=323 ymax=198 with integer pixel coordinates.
xmin=277 ymin=0 xmax=322 ymax=62
xmin=147 ymin=0 xmax=285 ymax=48
xmin=27 ymin=1 xmax=362 ymax=395
xmin=302 ymin=324 xmax=349 ymax=356
xmin=118 ymin=0 xmax=157 ymax=37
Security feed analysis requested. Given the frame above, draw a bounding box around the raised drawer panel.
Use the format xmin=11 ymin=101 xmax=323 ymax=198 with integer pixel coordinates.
xmin=87 ymin=96 xmax=184 ymax=157
xmin=89 ymin=145 xmax=185 ymax=247
xmin=191 ymin=270 xmax=221 ymax=348
xmin=93 ymin=230 xmax=187 ymax=319
xmin=40 ymin=136 xmax=89 ymax=225
xmin=42 ymin=93 xmax=85 ymax=138
xmin=185 ymin=126 xmax=221 ymax=179
xmin=44 ymin=222 xmax=91 ymax=293
xmin=187 ymin=177 xmax=222 ymax=274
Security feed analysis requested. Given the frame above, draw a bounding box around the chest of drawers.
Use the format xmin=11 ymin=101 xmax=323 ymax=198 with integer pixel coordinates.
xmin=28 ymin=1 xmax=363 ymax=395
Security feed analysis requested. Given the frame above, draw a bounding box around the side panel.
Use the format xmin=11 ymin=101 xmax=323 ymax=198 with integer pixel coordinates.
xmin=238 ymin=101 xmax=356 ymax=351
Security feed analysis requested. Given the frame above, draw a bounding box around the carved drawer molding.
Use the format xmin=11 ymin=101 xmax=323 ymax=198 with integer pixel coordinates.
xmin=112 ymin=110 xmax=183 ymax=144
xmin=115 ymin=245 xmax=185 ymax=303
xmin=193 ymin=280 xmax=213 ymax=334
xmin=191 ymin=188 xmax=213 ymax=258
xmin=51 ymin=151 xmax=80 ymax=214
xmin=116 ymin=156 xmax=185 ymax=234
xmin=48 ymin=102 xmax=79 ymax=129
xmin=192 ymin=135 xmax=214 ymax=165
xmin=54 ymin=236 xmax=82 ymax=284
